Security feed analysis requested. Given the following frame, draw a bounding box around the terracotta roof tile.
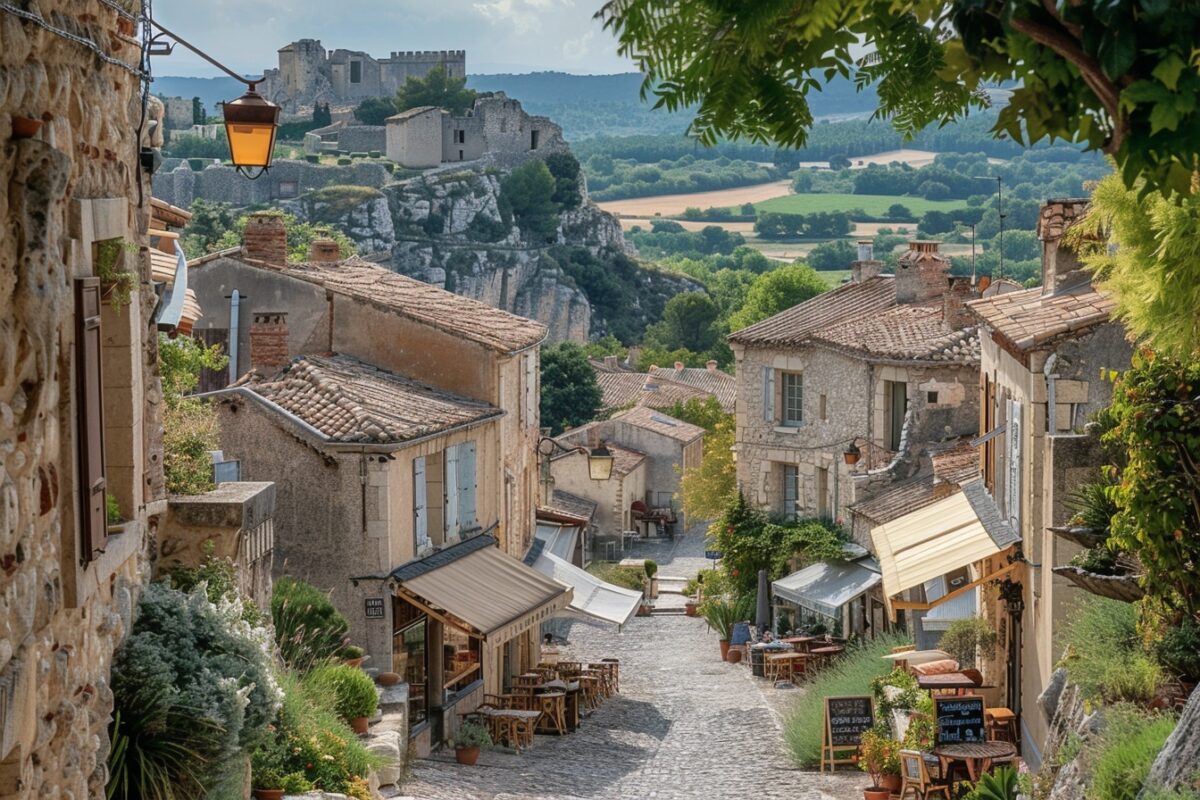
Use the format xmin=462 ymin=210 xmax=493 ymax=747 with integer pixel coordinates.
xmin=555 ymin=424 xmax=646 ymax=476
xmin=728 ymin=275 xmax=898 ymax=346
xmin=648 ymin=365 xmax=736 ymax=411
xmin=811 ymin=303 xmax=980 ymax=364
xmin=595 ymin=371 xmax=710 ymax=413
xmin=931 ymin=440 xmax=980 ymax=486
xmin=612 ymin=405 xmax=705 ymax=444
xmin=283 ymin=259 xmax=547 ymax=354
xmin=247 ymin=353 xmax=501 ymax=444
xmin=850 ymin=475 xmax=942 ymax=525
xmin=967 ymin=282 xmax=1115 ymax=351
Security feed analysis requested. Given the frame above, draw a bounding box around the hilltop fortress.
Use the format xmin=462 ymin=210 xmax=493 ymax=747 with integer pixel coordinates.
xmin=259 ymin=39 xmax=467 ymax=111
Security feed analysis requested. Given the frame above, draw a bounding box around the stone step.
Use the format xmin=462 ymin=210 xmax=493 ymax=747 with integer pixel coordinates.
xmin=650 ymin=606 xmax=688 ymax=615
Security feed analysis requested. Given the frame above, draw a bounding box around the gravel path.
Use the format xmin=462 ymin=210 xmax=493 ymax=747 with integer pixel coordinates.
xmin=398 ymin=527 xmax=863 ymax=800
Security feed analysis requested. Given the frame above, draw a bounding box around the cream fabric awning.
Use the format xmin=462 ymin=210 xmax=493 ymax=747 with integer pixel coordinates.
xmin=772 ymin=559 xmax=881 ymax=618
xmin=870 ymin=488 xmax=1011 ymax=601
xmin=531 ymin=551 xmax=641 ymax=627
xmin=391 ymin=535 xmax=571 ymax=644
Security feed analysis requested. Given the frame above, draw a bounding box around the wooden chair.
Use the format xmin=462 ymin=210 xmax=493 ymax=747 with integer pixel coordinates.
xmin=899 ymin=749 xmax=951 ymax=800
xmin=986 ymin=708 xmax=1018 ymax=743
xmin=601 ymin=658 xmax=620 ymax=692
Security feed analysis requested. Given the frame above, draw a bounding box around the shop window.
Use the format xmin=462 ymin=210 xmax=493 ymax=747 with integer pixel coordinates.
xmin=443 ymin=626 xmax=481 ymax=696
xmin=393 ymin=599 xmax=427 ymax=725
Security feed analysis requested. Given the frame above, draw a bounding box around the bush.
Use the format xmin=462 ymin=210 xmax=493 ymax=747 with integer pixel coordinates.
xmin=369 ymin=150 xmax=382 ymax=159
xmin=1060 ymin=597 xmax=1142 ymax=701
xmin=271 ymin=577 xmax=351 ymax=671
xmin=939 ymin=615 xmax=999 ymax=669
xmin=784 ymin=633 xmax=911 ymax=766
xmin=644 ymin=560 xmax=658 ymax=579
xmin=159 ymin=335 xmax=227 ymax=495
xmin=1090 ymin=705 xmax=1177 ymax=800
xmin=589 ymin=562 xmax=645 ymax=591
xmin=452 ymin=720 xmax=493 ymax=749
xmin=305 ymin=154 xmax=320 ymax=163
xmin=281 ymin=772 xmax=314 ymax=793
xmin=108 ymin=583 xmax=280 ymax=800
xmin=337 ymin=157 xmax=352 ymax=166
xmin=1150 ymin=616 xmax=1200 ymax=682
xmin=306 ymin=664 xmax=379 ymax=720
xmin=1100 ymin=654 xmax=1162 ymax=705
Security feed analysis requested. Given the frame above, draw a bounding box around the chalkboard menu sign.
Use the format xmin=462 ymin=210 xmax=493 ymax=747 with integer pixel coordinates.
xmin=935 ymin=695 xmax=986 ymax=745
xmin=821 ymin=695 xmax=875 ymax=771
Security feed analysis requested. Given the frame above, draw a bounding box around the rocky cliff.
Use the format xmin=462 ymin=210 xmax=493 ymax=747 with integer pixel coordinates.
xmin=285 ymin=165 xmax=697 ymax=343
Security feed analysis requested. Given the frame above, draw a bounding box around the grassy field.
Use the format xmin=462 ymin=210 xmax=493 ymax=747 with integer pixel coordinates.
xmin=815 ymin=270 xmax=851 ymax=288
xmin=752 ymin=193 xmax=968 ymax=216
xmin=596 ymin=180 xmax=792 ymax=217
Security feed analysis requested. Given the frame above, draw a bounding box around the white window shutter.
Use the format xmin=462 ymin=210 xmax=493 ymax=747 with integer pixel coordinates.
xmin=458 ymin=441 xmax=476 ymax=531
xmin=1007 ymin=399 xmax=1022 ymax=529
xmin=763 ymin=367 xmax=775 ymax=422
xmin=413 ymin=456 xmax=429 ymax=549
xmin=445 ymin=446 xmax=459 ymax=538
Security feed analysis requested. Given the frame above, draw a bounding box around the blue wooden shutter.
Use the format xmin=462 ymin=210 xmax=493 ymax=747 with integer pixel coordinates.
xmin=457 ymin=442 xmax=476 ymax=531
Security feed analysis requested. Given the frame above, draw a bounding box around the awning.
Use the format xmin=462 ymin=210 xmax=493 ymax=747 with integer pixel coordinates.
xmin=535 ymin=522 xmax=579 ymax=563
xmin=529 ymin=546 xmax=641 ymax=626
xmin=870 ymin=480 xmax=1019 ymax=603
xmin=921 ymin=586 xmax=979 ymax=631
xmin=772 ymin=559 xmax=882 ymax=618
xmin=389 ymin=535 xmax=571 ymax=644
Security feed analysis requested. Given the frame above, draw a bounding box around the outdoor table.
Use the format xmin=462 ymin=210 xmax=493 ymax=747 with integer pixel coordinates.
xmin=781 ymin=635 xmax=817 ymax=652
xmin=917 ymin=672 xmax=983 ymax=695
xmin=934 ymin=741 xmax=1017 ymax=782
xmin=534 ymin=690 xmax=569 ymax=735
xmin=479 ymin=707 xmax=540 ymax=753
xmin=808 ymin=645 xmax=846 ymax=658
xmin=575 ymin=673 xmax=602 ymax=711
xmin=765 ymin=651 xmax=807 ymax=681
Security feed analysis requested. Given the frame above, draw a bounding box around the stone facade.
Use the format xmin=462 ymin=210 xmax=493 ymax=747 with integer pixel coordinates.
xmin=260 ymin=39 xmax=466 ymax=112
xmin=0 ymin=1 xmax=164 ymax=795
xmin=151 ymin=158 xmax=392 ymax=209
xmin=157 ymin=95 xmax=197 ymax=130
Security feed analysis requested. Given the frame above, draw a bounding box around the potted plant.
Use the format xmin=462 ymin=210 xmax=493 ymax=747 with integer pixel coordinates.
xmin=452 ymin=720 xmax=492 ymax=765
xmin=698 ymin=594 xmax=752 ymax=661
xmin=279 ymin=772 xmax=313 ymax=795
xmin=11 ymin=116 xmax=43 ymax=139
xmin=307 ymin=663 xmax=378 ymax=734
xmin=685 ymin=597 xmax=699 ymax=617
xmin=637 ymin=596 xmax=653 ymax=616
xmin=859 ymin=729 xmax=899 ymax=800
xmin=341 ymin=643 xmax=366 ymax=668
xmin=106 ymin=493 xmax=124 ymax=533
xmin=251 ymin=767 xmax=284 ymax=800
xmin=95 ymin=239 xmax=139 ymax=313
xmin=644 ymin=559 xmax=659 ymax=599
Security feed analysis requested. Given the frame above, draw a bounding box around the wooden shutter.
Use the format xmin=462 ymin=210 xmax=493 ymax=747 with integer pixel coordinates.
xmin=1006 ymin=399 xmax=1022 ymax=529
xmin=444 ymin=446 xmax=459 ymax=538
xmin=762 ymin=367 xmax=775 ymax=422
xmin=457 ymin=441 xmax=476 ymax=531
xmin=75 ymin=278 xmax=107 ymax=563
xmin=413 ymin=456 xmax=429 ymax=550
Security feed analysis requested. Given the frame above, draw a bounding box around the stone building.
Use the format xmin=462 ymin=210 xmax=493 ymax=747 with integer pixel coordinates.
xmin=0 ymin=0 xmax=167 ymax=793
xmin=259 ymin=39 xmax=466 ymax=111
xmin=156 ymin=95 xmax=198 ymax=130
xmin=728 ymin=241 xmax=980 ymax=539
xmin=590 ymin=356 xmax=737 ymax=415
xmin=385 ymin=93 xmax=567 ymax=169
xmin=964 ymin=199 xmax=1132 ymax=767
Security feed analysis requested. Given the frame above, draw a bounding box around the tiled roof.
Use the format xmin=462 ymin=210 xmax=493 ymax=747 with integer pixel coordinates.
xmin=967 ymin=282 xmax=1115 ymax=352
xmin=551 ymin=489 xmax=597 ymax=521
xmin=811 ymin=303 xmax=980 ymax=364
xmin=247 ymin=353 xmax=502 ymax=444
xmin=728 ymin=275 xmax=898 ymax=346
xmin=931 ymin=440 xmax=980 ymax=486
xmin=850 ymin=474 xmax=941 ymax=525
xmin=648 ymin=365 xmax=736 ymax=411
xmin=285 ymin=259 xmax=547 ymax=353
xmin=595 ymin=371 xmax=709 ymax=413
xmin=612 ymin=405 xmax=705 ymax=444
xmin=388 ymin=105 xmax=441 ymax=122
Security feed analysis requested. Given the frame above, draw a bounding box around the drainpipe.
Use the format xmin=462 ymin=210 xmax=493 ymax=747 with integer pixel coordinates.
xmin=228 ymin=289 xmax=241 ymax=383
xmin=1043 ymin=354 xmax=1058 ymax=434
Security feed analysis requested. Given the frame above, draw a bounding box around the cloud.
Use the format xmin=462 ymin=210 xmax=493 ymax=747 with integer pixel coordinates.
xmin=561 ymin=30 xmax=594 ymax=63
xmin=473 ymin=0 xmax=542 ymax=34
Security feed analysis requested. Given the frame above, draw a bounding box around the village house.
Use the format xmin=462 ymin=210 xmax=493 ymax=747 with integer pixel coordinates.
xmin=728 ymin=241 xmax=981 ymax=537
xmin=590 ymin=356 xmax=737 ymax=416
xmin=961 ymin=198 xmax=1132 ymax=767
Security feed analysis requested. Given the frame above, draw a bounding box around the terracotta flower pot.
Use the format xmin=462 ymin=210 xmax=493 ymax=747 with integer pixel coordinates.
xmin=252 ymin=790 xmax=284 ymax=800
xmin=726 ymin=648 xmax=743 ymax=664
xmin=685 ymin=600 xmax=698 ymax=617
xmin=351 ymin=716 xmax=369 ymax=734
xmin=344 ymin=656 xmax=365 ymax=668
xmin=11 ymin=117 xmax=42 ymax=140
xmin=455 ymin=745 xmax=481 ymax=765
xmin=378 ymin=671 xmax=401 ymax=687
xmin=863 ymin=787 xmax=891 ymax=800
xmin=718 ymin=640 xmax=731 ymax=661
xmin=881 ymin=773 xmax=902 ymax=792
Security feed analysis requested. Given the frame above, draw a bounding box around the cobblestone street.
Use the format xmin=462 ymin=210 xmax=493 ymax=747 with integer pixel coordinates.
xmin=400 ymin=528 xmax=863 ymax=800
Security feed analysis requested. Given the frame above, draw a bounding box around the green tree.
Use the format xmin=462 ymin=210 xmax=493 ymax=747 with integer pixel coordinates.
xmin=598 ymin=0 xmax=1200 ymax=195
xmin=354 ymin=96 xmax=398 ymax=125
xmin=159 ymin=335 xmax=228 ymax=495
xmin=544 ymin=152 xmax=583 ymax=209
xmin=312 ymin=102 xmax=332 ymax=128
xmin=665 ymin=396 xmax=727 ymax=432
xmin=395 ymin=66 xmax=477 ymax=115
xmin=540 ymin=342 xmax=603 ymax=434
xmin=644 ymin=292 xmax=722 ymax=353
xmin=728 ymin=264 xmax=827 ymax=331
xmin=179 ymin=199 xmax=240 ymax=259
xmin=501 ymin=160 xmax=561 ymax=242
xmin=679 ymin=413 xmax=737 ymax=523
xmin=806 ymin=239 xmax=857 ymax=270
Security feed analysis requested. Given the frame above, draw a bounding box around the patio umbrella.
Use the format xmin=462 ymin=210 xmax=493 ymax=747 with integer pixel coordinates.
xmin=756 ymin=569 xmax=771 ymax=633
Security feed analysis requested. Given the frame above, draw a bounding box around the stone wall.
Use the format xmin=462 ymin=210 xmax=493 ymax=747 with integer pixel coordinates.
xmin=152 ymin=158 xmax=392 ymax=209
xmin=1 ymin=1 xmax=161 ymax=795
xmin=158 ymin=96 xmax=195 ymax=130
xmin=335 ymin=125 xmax=387 ymax=154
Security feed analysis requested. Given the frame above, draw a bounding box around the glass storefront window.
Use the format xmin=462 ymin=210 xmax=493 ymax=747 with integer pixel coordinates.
xmin=444 ymin=625 xmax=481 ymax=697
xmin=393 ymin=599 xmax=428 ymax=726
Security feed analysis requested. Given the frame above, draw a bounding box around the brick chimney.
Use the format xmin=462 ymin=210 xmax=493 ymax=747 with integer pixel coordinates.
xmin=1038 ymin=199 xmax=1092 ymax=294
xmin=603 ymin=355 xmax=619 ymax=370
xmin=852 ymin=240 xmax=884 ymax=282
xmin=673 ymin=361 xmax=685 ymax=371
xmin=942 ymin=276 xmax=976 ymax=331
xmin=243 ymin=212 xmax=288 ymax=267
xmin=706 ymin=359 xmax=718 ymax=372
xmin=307 ymin=237 xmax=342 ymax=263
xmin=249 ymin=311 xmax=289 ymax=372
xmin=895 ymin=240 xmax=950 ymax=304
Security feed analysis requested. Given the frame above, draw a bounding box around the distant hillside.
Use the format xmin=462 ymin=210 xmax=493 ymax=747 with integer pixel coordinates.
xmin=152 ymin=76 xmax=245 ymax=116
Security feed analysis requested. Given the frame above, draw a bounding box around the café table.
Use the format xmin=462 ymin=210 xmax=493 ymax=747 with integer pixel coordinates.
xmin=533 ymin=690 xmax=568 ymax=735
xmin=934 ymin=740 xmax=1018 ymax=782
xmin=765 ymin=651 xmax=807 ymax=681
xmin=544 ymin=680 xmax=581 ymax=731
xmin=917 ymin=672 xmax=983 ymax=695
xmin=781 ymin=635 xmax=817 ymax=652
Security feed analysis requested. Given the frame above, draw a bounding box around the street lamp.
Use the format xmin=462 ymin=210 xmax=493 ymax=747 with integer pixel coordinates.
xmin=148 ymin=20 xmax=280 ymax=179
xmin=537 ymin=436 xmax=615 ymax=481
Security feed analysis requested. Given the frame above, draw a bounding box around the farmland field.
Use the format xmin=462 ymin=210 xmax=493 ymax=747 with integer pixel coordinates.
xmin=596 ymin=180 xmax=792 ymax=217
xmin=752 ymin=193 xmax=968 ymax=216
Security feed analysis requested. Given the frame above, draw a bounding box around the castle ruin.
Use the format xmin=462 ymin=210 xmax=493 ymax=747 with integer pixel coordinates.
xmin=259 ymin=39 xmax=466 ymax=111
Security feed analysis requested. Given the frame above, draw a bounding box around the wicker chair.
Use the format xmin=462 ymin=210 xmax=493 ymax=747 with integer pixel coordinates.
xmin=899 ymin=749 xmax=951 ymax=799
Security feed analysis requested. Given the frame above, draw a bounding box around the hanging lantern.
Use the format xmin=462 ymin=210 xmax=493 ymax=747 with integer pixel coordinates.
xmin=222 ymin=87 xmax=280 ymax=178
xmin=587 ymin=442 xmax=614 ymax=481
xmin=843 ymin=441 xmax=861 ymax=466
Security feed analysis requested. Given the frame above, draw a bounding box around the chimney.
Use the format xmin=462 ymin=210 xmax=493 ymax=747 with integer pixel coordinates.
xmin=603 ymin=355 xmax=618 ymax=370
xmin=307 ymin=237 xmax=342 ymax=263
xmin=1038 ymin=199 xmax=1092 ymax=294
xmin=242 ymin=212 xmax=288 ymax=268
xmin=706 ymin=359 xmax=718 ymax=372
xmin=942 ymin=276 xmax=976 ymax=331
xmin=626 ymin=346 xmax=641 ymax=368
xmin=895 ymin=240 xmax=949 ymax=304
xmin=673 ymin=361 xmax=685 ymax=371
xmin=249 ymin=311 xmax=289 ymax=372
xmin=851 ymin=240 xmax=884 ymax=282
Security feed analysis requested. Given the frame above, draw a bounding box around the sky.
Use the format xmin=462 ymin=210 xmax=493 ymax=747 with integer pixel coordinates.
xmin=152 ymin=0 xmax=636 ymax=77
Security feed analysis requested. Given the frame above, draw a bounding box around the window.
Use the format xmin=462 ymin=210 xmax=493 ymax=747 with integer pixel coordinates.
xmin=277 ymin=180 xmax=298 ymax=199
xmin=393 ymin=599 xmax=427 ymax=725
xmin=819 ymin=393 xmax=827 ymax=421
xmin=927 ymin=390 xmax=939 ymax=404
xmin=413 ymin=456 xmax=430 ymax=552
xmin=458 ymin=150 xmax=463 ymax=160
xmin=783 ymin=464 xmax=799 ymax=521
xmin=530 ymin=130 xmax=539 ymax=150
xmin=885 ymin=380 xmax=907 ymax=451
xmin=454 ymin=129 xmax=465 ymax=144
xmin=781 ymin=372 xmax=803 ymax=426
xmin=443 ymin=442 xmax=477 ymax=540
xmin=444 ymin=625 xmax=481 ymax=695
xmin=349 ymin=60 xmax=362 ymax=84
xmin=75 ymin=278 xmax=107 ymax=563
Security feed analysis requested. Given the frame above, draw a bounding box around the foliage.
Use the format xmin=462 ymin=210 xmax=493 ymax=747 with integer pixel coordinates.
xmin=627 ymin=223 xmax=744 ymax=259
xmin=598 ymin=0 xmax=1199 ymax=197
xmin=165 ymin=545 xmax=263 ymax=626
xmin=1148 ymin=615 xmax=1200 ymax=683
xmin=859 ymin=728 xmax=900 ymax=784
xmin=500 ymin=160 xmax=561 ymax=242
xmin=588 ymin=562 xmax=646 ymax=591
xmin=271 ymin=577 xmax=351 ymax=672
xmin=280 ymin=773 xmax=314 ymax=793
xmin=301 ymin=185 xmax=385 ymax=222
xmin=696 ymin=593 xmax=754 ymax=641
xmin=159 ymin=334 xmax=227 ymax=495
xmin=106 ymin=492 xmax=122 ymax=526
xmin=107 ymin=583 xmax=280 ymax=800
xmin=1089 ymin=705 xmax=1178 ymax=800
xmin=395 ymin=66 xmax=476 ymax=116
xmin=1098 ymin=352 xmax=1200 ymax=621
xmin=95 ymin=238 xmax=140 ymax=314
xmin=586 ymin=151 xmax=779 ymax=201
xmin=1059 ymin=596 xmax=1156 ymax=703
xmin=1068 ymin=480 xmax=1121 ymax=532
xmin=251 ymin=766 xmax=284 ymax=790
xmin=544 ymin=152 xmax=583 ymax=209
xmin=209 ymin=208 xmax=356 ymax=263
xmin=305 ymin=664 xmax=379 ymax=720
xmin=666 ymin=396 xmax=728 ymax=433
xmin=754 ymin=211 xmax=852 ymax=240
xmin=939 ymin=615 xmax=999 ymax=669
xmin=727 ymin=264 xmax=827 ymax=332
xmin=539 ymin=342 xmax=603 ymax=434
xmin=782 ymin=633 xmax=911 ymax=766
xmin=642 ymin=292 xmax=722 ymax=355
xmin=354 ymin=96 xmax=398 ymax=125
xmin=163 ymin=132 xmax=229 ymax=160
xmin=962 ymin=766 xmax=1021 ymax=800
xmin=643 ymin=559 xmax=658 ymax=578
xmin=452 ymin=720 xmax=493 ymax=749
xmin=178 ymin=199 xmax=240 ymax=259
xmin=806 ymin=239 xmax=858 ymax=270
